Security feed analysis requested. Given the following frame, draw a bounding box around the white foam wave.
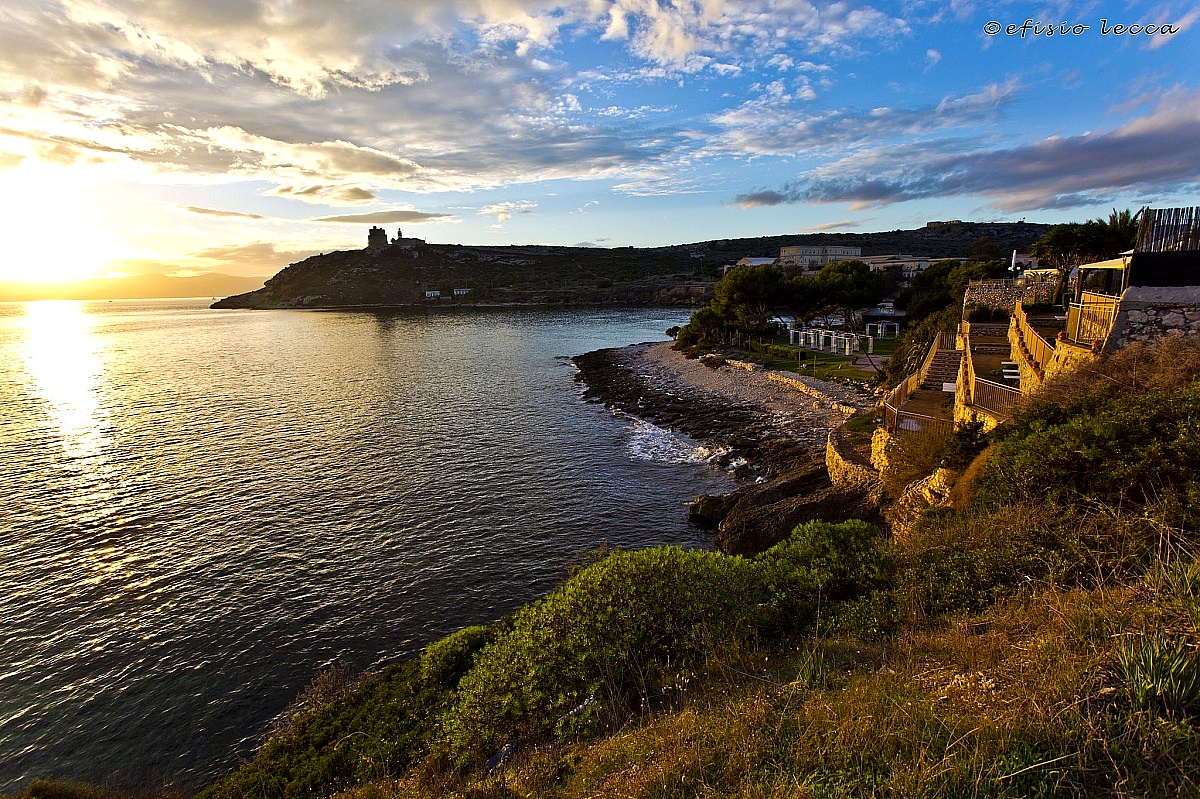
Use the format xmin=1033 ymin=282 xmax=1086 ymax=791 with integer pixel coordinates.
xmin=624 ymin=419 xmax=706 ymax=464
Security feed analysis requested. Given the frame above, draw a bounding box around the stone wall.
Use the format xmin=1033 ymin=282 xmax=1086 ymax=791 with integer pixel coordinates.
xmin=1104 ymin=286 xmax=1200 ymax=353
xmin=963 ymin=281 xmax=1056 ymax=313
xmin=963 ymin=282 xmax=1022 ymax=312
xmin=825 ymin=427 xmax=881 ymax=492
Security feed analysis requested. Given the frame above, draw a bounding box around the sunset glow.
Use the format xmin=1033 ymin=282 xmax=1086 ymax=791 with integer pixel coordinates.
xmin=0 ymin=165 xmax=125 ymax=283
xmin=0 ymin=1 xmax=1196 ymax=285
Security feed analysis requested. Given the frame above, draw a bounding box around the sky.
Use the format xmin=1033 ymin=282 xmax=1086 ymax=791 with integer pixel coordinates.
xmin=0 ymin=0 xmax=1198 ymax=283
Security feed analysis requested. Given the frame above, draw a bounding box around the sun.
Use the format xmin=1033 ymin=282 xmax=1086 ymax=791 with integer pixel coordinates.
xmin=0 ymin=162 xmax=126 ymax=283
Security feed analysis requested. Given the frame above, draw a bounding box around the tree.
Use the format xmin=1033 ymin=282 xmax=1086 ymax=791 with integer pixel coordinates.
xmin=1031 ymin=221 xmax=1129 ymax=304
xmin=1095 ymin=207 xmax=1141 ymax=253
xmin=710 ymin=263 xmax=791 ymax=335
xmin=812 ymin=259 xmax=886 ymax=334
xmin=968 ymin=235 xmax=1003 ymax=263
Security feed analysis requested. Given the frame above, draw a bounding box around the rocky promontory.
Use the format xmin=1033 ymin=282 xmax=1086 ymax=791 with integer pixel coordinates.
xmin=573 ymin=342 xmax=884 ymax=555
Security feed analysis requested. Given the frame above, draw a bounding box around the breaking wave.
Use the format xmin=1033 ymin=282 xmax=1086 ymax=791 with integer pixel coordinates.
xmin=623 ymin=418 xmax=707 ymax=464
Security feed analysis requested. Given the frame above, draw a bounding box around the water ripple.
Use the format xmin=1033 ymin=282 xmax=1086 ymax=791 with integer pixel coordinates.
xmin=0 ymin=300 xmax=733 ymax=791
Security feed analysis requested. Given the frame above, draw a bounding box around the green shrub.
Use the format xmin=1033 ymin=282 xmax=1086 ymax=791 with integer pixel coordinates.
xmin=420 ymin=625 xmax=494 ymax=691
xmin=895 ymin=505 xmax=1077 ymax=618
xmin=440 ymin=547 xmax=766 ymax=763
xmin=976 ymin=385 xmax=1200 ymax=528
xmin=200 ymin=661 xmax=440 ymax=799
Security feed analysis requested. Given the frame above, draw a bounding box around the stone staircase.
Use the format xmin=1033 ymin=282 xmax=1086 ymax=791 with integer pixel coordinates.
xmin=921 ymin=349 xmax=962 ymax=390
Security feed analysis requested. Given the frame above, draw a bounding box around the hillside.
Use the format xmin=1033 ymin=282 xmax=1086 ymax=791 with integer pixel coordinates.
xmin=211 ymin=222 xmax=1050 ymax=309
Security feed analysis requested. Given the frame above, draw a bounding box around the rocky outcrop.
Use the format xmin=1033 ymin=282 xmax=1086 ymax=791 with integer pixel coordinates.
xmin=711 ymin=462 xmax=883 ymax=556
xmin=884 ymin=467 xmax=957 ymax=543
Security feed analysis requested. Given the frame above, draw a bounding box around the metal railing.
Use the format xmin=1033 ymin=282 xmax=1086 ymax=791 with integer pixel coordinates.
xmin=971 ymin=377 xmax=1022 ymax=419
xmin=1065 ymin=292 xmax=1120 ymax=346
xmin=1013 ymin=302 xmax=1055 ymax=374
xmin=882 ymin=331 xmax=958 ymax=436
xmin=960 ymin=321 xmax=1022 ymax=422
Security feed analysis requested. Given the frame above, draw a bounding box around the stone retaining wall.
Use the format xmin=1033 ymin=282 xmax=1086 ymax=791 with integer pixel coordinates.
xmin=1105 ymin=286 xmax=1200 ymax=352
xmin=767 ymin=372 xmax=857 ymax=414
xmin=825 ymin=427 xmax=881 ymax=492
xmin=963 ymin=282 xmax=1056 ymax=312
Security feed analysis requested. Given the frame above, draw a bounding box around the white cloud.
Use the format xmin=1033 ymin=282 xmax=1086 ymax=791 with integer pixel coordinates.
xmin=479 ymin=200 xmax=538 ymax=223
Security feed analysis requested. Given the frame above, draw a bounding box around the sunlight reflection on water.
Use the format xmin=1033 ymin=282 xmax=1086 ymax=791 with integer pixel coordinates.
xmin=20 ymin=301 xmax=110 ymax=465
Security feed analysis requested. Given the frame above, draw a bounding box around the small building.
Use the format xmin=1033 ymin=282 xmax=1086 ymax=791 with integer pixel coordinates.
xmin=453 ymin=288 xmax=470 ymax=296
xmin=425 ymin=290 xmax=441 ymax=299
xmin=367 ymin=226 xmax=389 ymax=250
xmin=724 ymin=256 xmax=777 ymax=274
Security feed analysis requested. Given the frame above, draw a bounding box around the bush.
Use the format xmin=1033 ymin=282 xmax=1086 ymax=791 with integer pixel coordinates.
xmin=976 ymin=385 xmax=1200 ymax=528
xmin=200 ymin=661 xmax=441 ymax=799
xmin=440 ymin=547 xmax=766 ymax=763
xmin=420 ymin=625 xmax=494 ymax=691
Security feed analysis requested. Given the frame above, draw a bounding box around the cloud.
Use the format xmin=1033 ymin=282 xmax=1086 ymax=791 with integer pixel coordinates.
xmin=108 ymin=242 xmax=318 ymax=277
xmin=266 ymin=185 xmax=378 ymax=205
xmin=734 ymin=91 xmax=1200 ymax=212
xmin=188 ymin=241 xmax=323 ymax=271
xmin=805 ymin=219 xmax=869 ymax=232
xmin=312 ymin=209 xmax=455 ymax=224
xmin=0 ymin=152 xmax=24 ymax=169
xmin=182 ymin=206 xmax=267 ymax=219
xmin=479 ymin=200 xmax=537 ymax=223
xmin=924 ymin=49 xmax=941 ymax=72
xmin=709 ymin=78 xmax=1021 ymax=157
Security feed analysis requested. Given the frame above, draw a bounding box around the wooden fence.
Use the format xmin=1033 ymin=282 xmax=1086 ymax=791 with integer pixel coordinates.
xmin=1137 ymin=206 xmax=1200 ymax=253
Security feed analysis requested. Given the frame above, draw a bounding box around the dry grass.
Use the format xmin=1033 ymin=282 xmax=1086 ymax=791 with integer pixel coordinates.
xmin=326 ymin=572 xmax=1198 ymax=799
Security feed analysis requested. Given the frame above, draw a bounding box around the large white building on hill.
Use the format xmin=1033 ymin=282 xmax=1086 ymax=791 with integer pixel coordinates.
xmin=777 ymin=245 xmax=861 ymax=269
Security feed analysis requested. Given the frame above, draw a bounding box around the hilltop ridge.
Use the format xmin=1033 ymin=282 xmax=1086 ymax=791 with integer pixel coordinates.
xmin=210 ymin=221 xmax=1050 ymax=309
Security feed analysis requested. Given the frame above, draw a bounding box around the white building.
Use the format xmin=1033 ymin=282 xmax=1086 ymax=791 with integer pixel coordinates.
xmin=777 ymin=245 xmax=861 ymax=269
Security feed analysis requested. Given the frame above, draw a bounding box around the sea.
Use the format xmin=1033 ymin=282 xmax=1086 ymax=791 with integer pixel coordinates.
xmin=0 ymin=299 xmax=735 ymax=791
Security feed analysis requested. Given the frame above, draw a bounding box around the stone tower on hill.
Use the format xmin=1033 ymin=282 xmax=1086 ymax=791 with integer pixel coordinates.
xmin=367 ymin=226 xmax=388 ymax=250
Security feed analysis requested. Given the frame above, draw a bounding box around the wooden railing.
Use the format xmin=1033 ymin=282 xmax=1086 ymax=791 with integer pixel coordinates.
xmin=1066 ymin=292 xmax=1120 ymax=346
xmin=1013 ymin=302 xmax=1054 ymax=375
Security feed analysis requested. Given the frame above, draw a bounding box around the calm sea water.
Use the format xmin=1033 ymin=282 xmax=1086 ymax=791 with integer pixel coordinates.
xmin=0 ymin=299 xmax=733 ymax=791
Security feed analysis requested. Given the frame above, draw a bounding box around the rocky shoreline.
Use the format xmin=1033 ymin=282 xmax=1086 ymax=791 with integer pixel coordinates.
xmin=573 ymin=342 xmax=884 ymax=555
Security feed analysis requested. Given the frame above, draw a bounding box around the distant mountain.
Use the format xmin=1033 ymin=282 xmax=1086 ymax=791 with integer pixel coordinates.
xmin=0 ymin=273 xmax=269 ymax=302
xmin=211 ymin=222 xmax=1052 ymax=310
